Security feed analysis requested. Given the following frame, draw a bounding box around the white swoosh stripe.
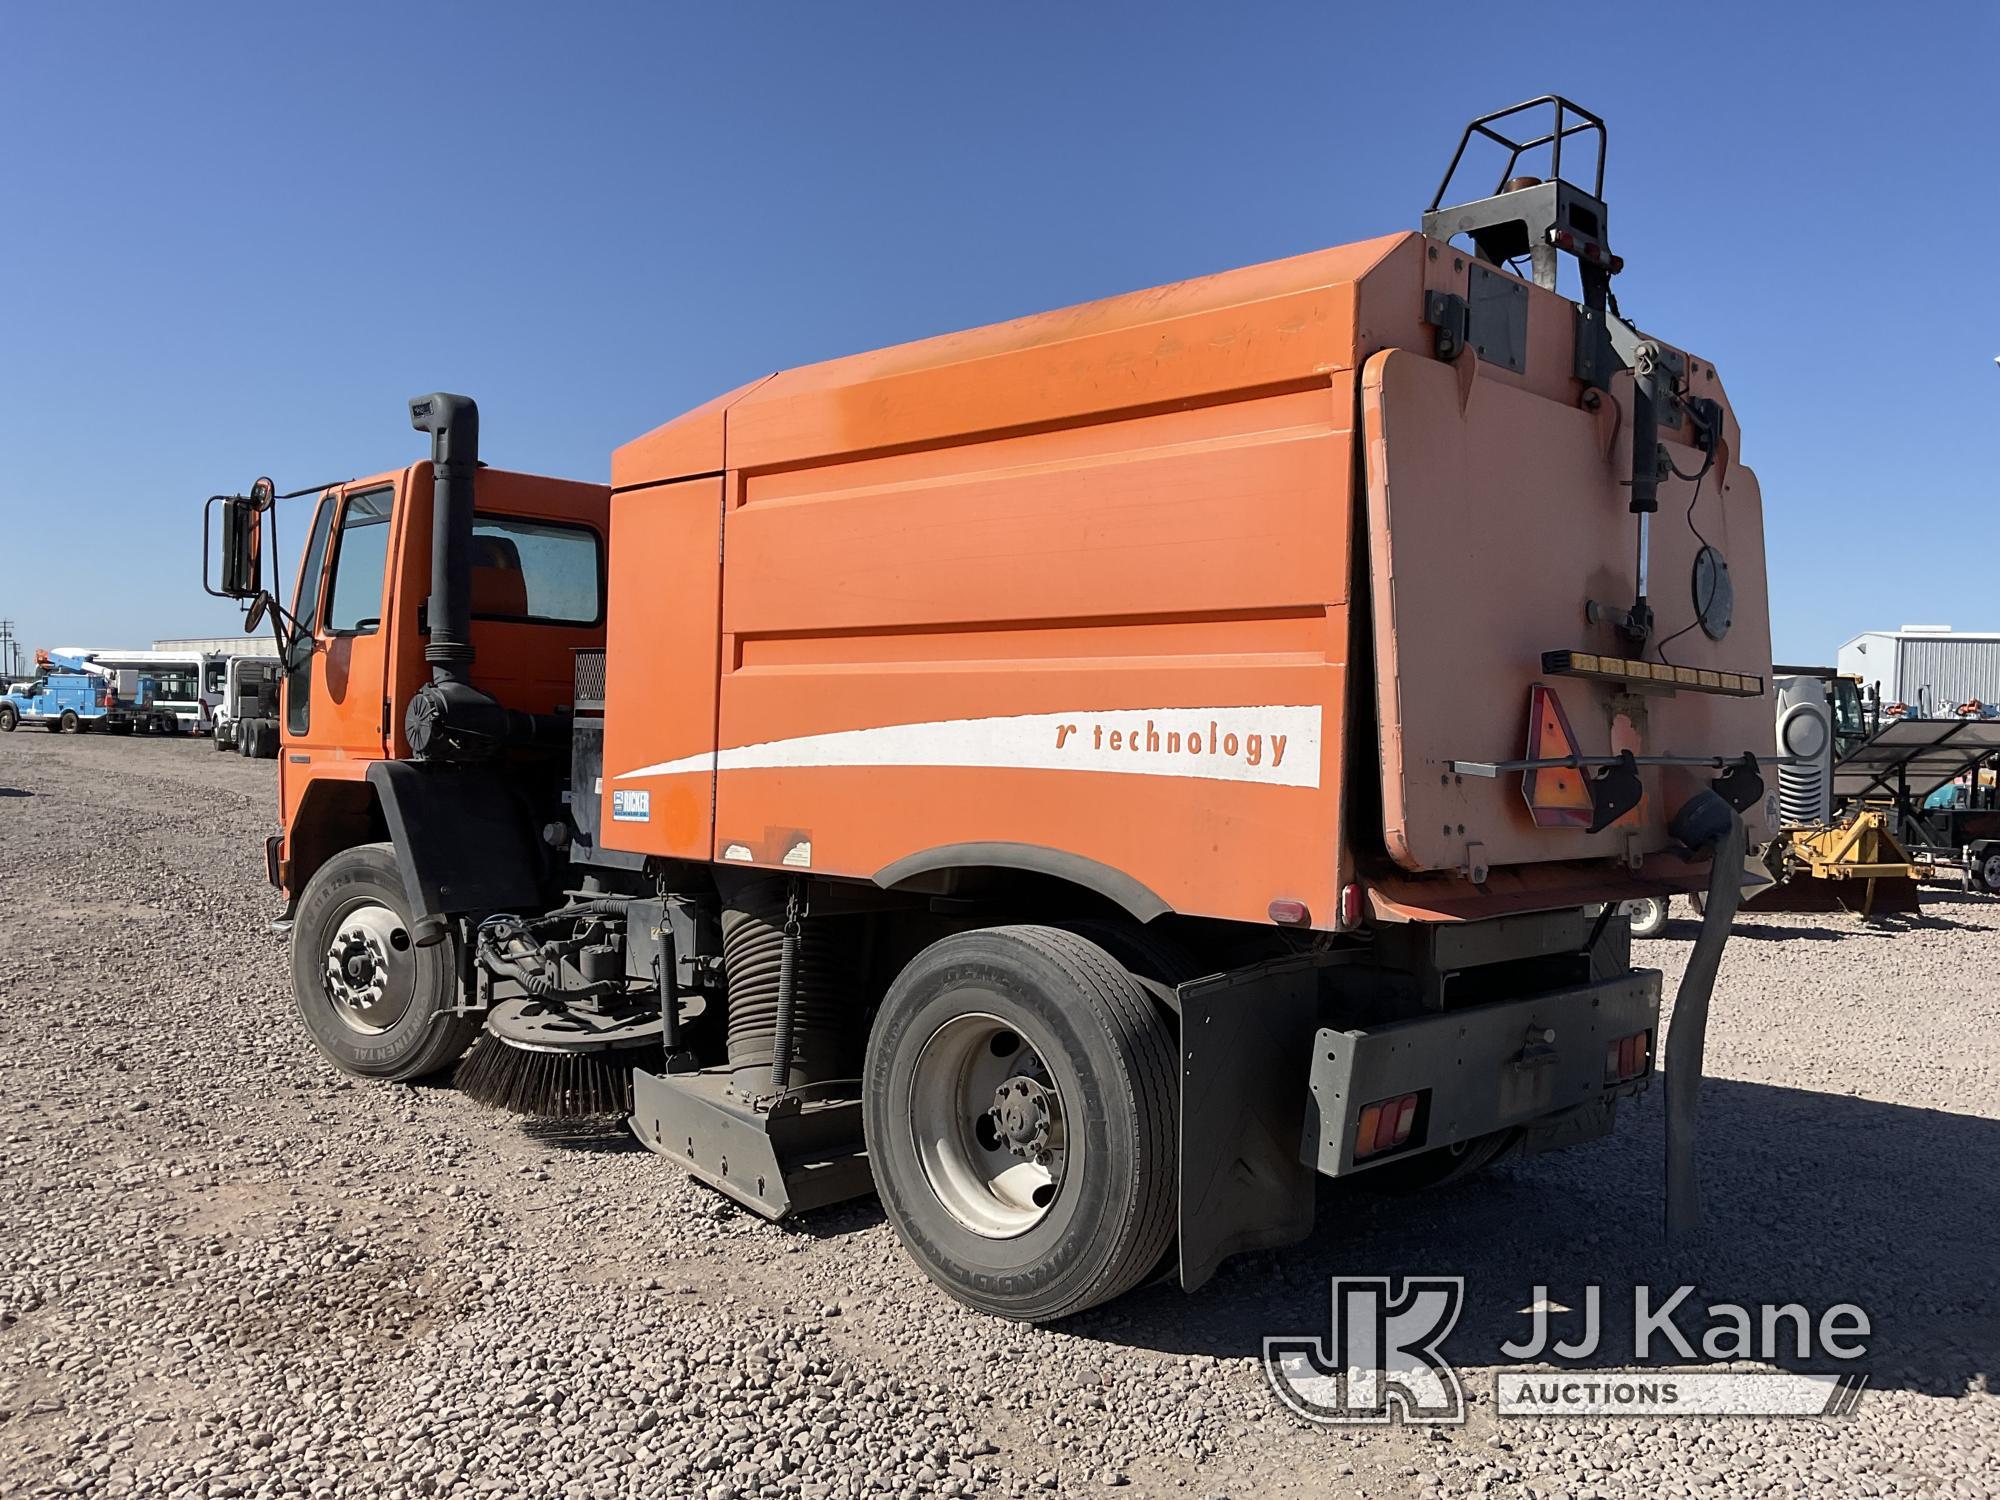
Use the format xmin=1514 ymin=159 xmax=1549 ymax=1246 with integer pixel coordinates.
xmin=615 ymin=704 xmax=1321 ymax=789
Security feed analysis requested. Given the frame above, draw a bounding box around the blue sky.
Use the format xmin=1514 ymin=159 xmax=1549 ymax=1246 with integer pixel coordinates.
xmin=2 ymin=3 xmax=1993 ymax=668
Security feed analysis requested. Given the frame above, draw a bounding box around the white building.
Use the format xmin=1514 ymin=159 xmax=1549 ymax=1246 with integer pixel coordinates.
xmin=152 ymin=636 xmax=280 ymax=657
xmin=1837 ymin=626 xmax=2000 ymax=713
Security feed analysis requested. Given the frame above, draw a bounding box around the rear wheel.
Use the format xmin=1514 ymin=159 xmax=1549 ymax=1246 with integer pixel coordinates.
xmin=864 ymin=925 xmax=1178 ymax=1322
xmin=290 ymin=843 xmax=480 ymax=1082
xmin=44 ymin=719 xmax=63 ymax=734
xmin=59 ymin=710 xmax=79 ymax=733
xmin=1978 ymin=846 xmax=2000 ymax=895
xmin=1625 ymin=896 xmax=1669 ymax=940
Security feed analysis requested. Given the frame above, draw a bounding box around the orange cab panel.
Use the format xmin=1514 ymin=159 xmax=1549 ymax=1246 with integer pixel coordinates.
xmin=597 ymin=477 xmax=725 ymax=861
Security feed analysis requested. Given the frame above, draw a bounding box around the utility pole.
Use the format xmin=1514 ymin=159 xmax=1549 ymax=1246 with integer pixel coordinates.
xmin=0 ymin=618 xmax=15 ymax=679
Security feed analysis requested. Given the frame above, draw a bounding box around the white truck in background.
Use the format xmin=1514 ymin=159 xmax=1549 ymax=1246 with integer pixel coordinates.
xmin=208 ymin=653 xmax=282 ymax=757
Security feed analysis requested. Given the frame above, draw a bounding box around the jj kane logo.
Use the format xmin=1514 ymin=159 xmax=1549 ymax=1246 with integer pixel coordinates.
xmin=1265 ymin=1277 xmax=1466 ymax=1425
xmin=1266 ymin=1279 xmax=1872 ymax=1425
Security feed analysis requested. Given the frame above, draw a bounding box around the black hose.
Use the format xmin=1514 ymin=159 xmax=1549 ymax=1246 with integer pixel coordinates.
xmin=1663 ymin=793 xmax=1747 ymax=1242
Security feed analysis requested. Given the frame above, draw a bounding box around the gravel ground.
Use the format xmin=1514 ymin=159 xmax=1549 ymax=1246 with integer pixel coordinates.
xmin=1 ymin=731 xmax=1994 ymax=1500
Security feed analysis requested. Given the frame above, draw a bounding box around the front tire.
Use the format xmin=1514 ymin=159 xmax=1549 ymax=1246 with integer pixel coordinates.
xmin=0 ymin=704 xmax=15 ymax=732
xmin=864 ymin=925 xmax=1178 ymax=1322
xmin=290 ymin=843 xmax=480 ymax=1082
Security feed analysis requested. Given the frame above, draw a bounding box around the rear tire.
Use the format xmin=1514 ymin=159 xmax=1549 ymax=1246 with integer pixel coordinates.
xmin=290 ymin=843 xmax=480 ymax=1082
xmin=1625 ymin=896 xmax=1669 ymax=940
xmin=864 ymin=925 xmax=1179 ymax=1322
xmin=59 ymin=710 xmax=79 ymax=733
xmin=1978 ymin=846 xmax=2000 ymax=895
xmin=44 ymin=719 xmax=63 ymax=734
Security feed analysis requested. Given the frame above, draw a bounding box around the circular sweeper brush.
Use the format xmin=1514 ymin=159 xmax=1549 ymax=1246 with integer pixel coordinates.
xmin=454 ymin=997 xmax=663 ymax=1119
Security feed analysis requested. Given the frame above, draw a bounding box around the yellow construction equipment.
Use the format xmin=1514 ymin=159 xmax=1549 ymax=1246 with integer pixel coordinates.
xmin=1746 ymin=810 xmax=1922 ymax=915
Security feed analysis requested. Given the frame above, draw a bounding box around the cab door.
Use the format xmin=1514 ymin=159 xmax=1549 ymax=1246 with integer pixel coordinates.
xmin=281 ymin=479 xmax=400 ymax=785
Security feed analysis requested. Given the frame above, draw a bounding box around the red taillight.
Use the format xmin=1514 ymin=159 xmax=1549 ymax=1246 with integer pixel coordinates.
xmin=1268 ymin=898 xmax=1310 ymax=926
xmin=1604 ymin=1030 xmax=1652 ymax=1085
xmin=1354 ymin=1091 xmax=1425 ymax=1160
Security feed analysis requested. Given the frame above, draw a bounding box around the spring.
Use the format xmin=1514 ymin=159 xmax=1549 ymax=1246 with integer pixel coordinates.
xmin=719 ymin=878 xmax=854 ymax=1093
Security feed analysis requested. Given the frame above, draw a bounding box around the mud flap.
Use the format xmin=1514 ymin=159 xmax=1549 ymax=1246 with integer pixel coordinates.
xmin=1176 ymin=954 xmax=1322 ymax=1291
xmin=367 ymin=760 xmax=544 ymax=939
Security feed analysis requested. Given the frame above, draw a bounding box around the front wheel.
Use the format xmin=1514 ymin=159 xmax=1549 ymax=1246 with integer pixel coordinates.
xmin=290 ymin=843 xmax=480 ymax=1082
xmin=0 ymin=704 xmax=15 ymax=733
xmin=213 ymin=725 xmax=232 ymax=751
xmin=864 ymin=925 xmax=1178 ymax=1323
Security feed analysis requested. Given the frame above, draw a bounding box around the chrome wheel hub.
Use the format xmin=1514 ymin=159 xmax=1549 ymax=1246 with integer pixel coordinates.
xmin=911 ymin=1012 xmax=1068 ymax=1239
xmin=323 ymin=903 xmax=415 ymax=1034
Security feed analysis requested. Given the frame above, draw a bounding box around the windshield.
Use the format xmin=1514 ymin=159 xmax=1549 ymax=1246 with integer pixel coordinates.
xmin=145 ymin=669 xmax=198 ymax=701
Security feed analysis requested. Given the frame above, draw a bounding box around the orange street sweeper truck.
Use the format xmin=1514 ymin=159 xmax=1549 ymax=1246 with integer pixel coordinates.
xmin=204 ymin=99 xmax=1774 ymax=1321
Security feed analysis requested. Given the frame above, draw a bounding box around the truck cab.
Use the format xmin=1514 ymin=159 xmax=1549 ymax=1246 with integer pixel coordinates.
xmin=259 ymin=463 xmax=609 ymax=898
xmin=208 ymin=654 xmax=283 ymax=754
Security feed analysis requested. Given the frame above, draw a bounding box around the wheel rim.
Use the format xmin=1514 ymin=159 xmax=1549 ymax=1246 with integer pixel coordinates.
xmin=910 ymin=1011 xmax=1069 ymax=1239
xmin=321 ymin=902 xmax=417 ymax=1034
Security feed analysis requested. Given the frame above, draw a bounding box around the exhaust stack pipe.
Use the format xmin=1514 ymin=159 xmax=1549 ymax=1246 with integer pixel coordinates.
xmin=409 ymin=393 xmax=479 ymax=687
xmin=400 ymin=392 xmax=557 ymax=761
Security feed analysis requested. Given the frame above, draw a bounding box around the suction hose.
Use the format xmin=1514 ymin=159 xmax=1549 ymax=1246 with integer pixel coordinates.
xmin=1662 ymin=792 xmax=1747 ymax=1243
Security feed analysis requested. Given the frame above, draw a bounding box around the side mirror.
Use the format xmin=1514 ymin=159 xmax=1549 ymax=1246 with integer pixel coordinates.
xmin=244 ymin=593 xmax=270 ymax=634
xmin=205 ymin=478 xmax=271 ymax=600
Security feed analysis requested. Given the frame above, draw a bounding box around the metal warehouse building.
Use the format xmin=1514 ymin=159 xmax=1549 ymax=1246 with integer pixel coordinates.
xmin=152 ymin=636 xmax=279 ymax=657
xmin=1837 ymin=626 xmax=2000 ymax=712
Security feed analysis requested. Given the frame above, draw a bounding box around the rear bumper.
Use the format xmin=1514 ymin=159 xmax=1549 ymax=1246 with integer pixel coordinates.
xmin=1303 ymin=970 xmax=1661 ymax=1177
xmin=1173 ymin=958 xmax=1662 ymax=1292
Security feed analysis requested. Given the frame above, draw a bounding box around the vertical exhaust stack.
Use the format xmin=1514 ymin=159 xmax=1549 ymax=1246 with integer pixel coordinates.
xmin=409 ymin=393 xmax=479 ymax=687
xmin=402 ymin=393 xmax=555 ymax=760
